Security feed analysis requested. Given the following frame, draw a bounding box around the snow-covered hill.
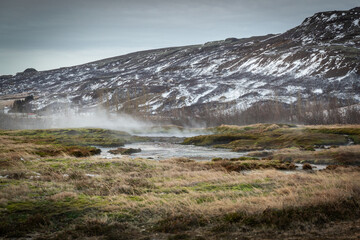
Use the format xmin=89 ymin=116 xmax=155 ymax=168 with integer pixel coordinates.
xmin=1 ymin=7 xmax=360 ymax=116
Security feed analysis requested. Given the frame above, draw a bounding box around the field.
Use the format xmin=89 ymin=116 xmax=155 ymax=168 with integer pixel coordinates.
xmin=1 ymin=125 xmax=360 ymax=239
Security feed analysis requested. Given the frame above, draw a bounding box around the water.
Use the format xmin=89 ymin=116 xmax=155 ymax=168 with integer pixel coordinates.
xmin=100 ymin=141 xmax=246 ymax=161
xmin=294 ymin=163 xmax=328 ymax=171
xmin=98 ymin=138 xmax=328 ymax=171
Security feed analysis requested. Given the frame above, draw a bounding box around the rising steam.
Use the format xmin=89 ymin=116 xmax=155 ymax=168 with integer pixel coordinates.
xmin=1 ymin=108 xmax=208 ymax=137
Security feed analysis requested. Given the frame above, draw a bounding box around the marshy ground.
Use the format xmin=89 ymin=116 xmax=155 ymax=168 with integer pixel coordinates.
xmin=0 ymin=124 xmax=360 ymax=239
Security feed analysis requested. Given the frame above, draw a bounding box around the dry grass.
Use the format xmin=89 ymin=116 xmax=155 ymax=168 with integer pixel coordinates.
xmin=0 ymin=134 xmax=98 ymax=161
xmin=48 ymin=191 xmax=78 ymax=201
xmin=1 ymin=126 xmax=360 ymax=239
xmin=0 ymin=184 xmax=31 ymax=205
xmin=305 ymin=124 xmax=360 ymax=129
xmin=1 ymin=154 xmax=359 ymax=239
xmin=215 ymin=123 xmax=293 ymax=132
xmin=184 ymin=124 xmax=350 ymax=151
xmin=269 ymin=144 xmax=360 ymax=165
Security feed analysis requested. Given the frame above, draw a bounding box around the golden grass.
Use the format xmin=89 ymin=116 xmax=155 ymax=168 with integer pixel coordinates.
xmin=0 ymin=153 xmax=359 ymax=239
xmin=48 ymin=191 xmax=78 ymax=201
xmin=184 ymin=124 xmax=351 ymax=150
xmin=271 ymin=144 xmax=360 ymax=164
xmin=305 ymin=124 xmax=360 ymax=129
xmin=1 ymin=125 xmax=360 ymax=239
xmin=217 ymin=123 xmax=290 ymax=131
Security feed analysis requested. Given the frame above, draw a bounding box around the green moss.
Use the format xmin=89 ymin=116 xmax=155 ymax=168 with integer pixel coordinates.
xmin=127 ymin=196 xmax=144 ymax=202
xmin=195 ymin=196 xmax=215 ymax=204
xmin=5 ymin=195 xmax=105 ymax=216
xmin=155 ymin=187 xmax=189 ymax=194
xmin=6 ymin=201 xmax=35 ymax=212
xmin=0 ymin=195 xmax=110 ymax=238
xmin=106 ymin=211 xmax=135 ymax=222
xmin=190 ymin=182 xmax=264 ymax=192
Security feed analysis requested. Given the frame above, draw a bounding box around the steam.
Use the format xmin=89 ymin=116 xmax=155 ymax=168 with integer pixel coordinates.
xmin=48 ymin=110 xmax=208 ymax=137
xmin=1 ymin=108 xmax=209 ymax=137
xmin=48 ymin=109 xmax=150 ymax=132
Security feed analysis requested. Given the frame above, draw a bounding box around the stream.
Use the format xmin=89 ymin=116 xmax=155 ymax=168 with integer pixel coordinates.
xmin=99 ymin=141 xmax=247 ymax=161
xmin=98 ymin=139 xmax=328 ymax=171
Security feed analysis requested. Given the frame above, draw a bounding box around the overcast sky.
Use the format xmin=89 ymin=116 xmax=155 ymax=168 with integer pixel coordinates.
xmin=0 ymin=0 xmax=358 ymax=75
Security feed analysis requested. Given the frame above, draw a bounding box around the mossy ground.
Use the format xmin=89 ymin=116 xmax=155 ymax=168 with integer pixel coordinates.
xmin=183 ymin=124 xmax=360 ymax=165
xmin=1 ymin=126 xmax=360 ymax=239
xmin=183 ymin=124 xmax=353 ymax=150
xmin=0 ymin=128 xmax=148 ymax=160
xmin=252 ymin=144 xmax=360 ymax=165
xmin=0 ymin=128 xmax=147 ymax=147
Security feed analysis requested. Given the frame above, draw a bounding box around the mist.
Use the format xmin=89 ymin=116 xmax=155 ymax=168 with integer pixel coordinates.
xmin=0 ymin=109 xmax=209 ymax=137
xmin=49 ymin=109 xmax=150 ymax=131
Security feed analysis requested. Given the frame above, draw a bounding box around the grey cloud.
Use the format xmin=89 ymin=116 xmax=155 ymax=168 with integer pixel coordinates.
xmin=0 ymin=0 xmax=358 ymax=75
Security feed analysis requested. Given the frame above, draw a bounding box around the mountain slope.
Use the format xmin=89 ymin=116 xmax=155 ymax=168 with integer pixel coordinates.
xmin=1 ymin=7 xmax=360 ymax=116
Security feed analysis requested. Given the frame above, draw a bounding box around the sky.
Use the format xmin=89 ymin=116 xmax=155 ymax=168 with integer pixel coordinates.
xmin=0 ymin=0 xmax=358 ymax=75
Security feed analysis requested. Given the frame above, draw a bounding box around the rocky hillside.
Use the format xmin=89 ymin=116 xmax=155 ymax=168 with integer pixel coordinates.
xmin=1 ymin=7 xmax=360 ymax=116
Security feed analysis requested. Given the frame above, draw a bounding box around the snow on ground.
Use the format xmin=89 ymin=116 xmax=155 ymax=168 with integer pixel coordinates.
xmin=327 ymin=13 xmax=338 ymax=21
xmin=286 ymin=86 xmax=306 ymax=93
xmin=312 ymin=88 xmax=323 ymax=94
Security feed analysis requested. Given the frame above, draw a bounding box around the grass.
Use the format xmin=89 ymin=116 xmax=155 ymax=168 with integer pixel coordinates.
xmin=0 ymin=154 xmax=359 ymax=239
xmin=307 ymin=125 xmax=360 ymax=144
xmin=259 ymin=144 xmax=360 ymax=165
xmin=0 ymin=128 xmax=149 ymax=161
xmin=0 ymin=128 xmax=147 ymax=147
xmin=183 ymin=124 xmax=356 ymax=152
xmin=1 ymin=126 xmax=360 ymax=239
xmin=207 ymin=159 xmax=297 ymax=171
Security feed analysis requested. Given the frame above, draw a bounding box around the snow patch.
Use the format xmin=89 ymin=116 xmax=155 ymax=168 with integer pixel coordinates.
xmin=90 ymin=83 xmax=101 ymax=90
xmin=353 ymin=19 xmax=359 ymax=26
xmin=327 ymin=13 xmax=337 ymax=21
xmin=312 ymin=88 xmax=323 ymax=94
xmin=286 ymin=86 xmax=305 ymax=93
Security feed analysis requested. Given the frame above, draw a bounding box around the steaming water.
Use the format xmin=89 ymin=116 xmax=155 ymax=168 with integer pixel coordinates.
xmin=100 ymin=142 xmax=247 ymax=161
